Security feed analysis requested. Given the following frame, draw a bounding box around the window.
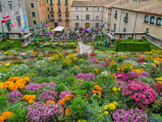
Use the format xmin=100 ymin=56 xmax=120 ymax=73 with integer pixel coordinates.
xmin=86 ymin=8 xmax=88 ymax=11
xmin=19 ymin=2 xmax=21 ymax=8
xmin=33 ymin=21 xmax=36 ymax=25
xmin=7 ymin=19 xmax=11 ymax=31
xmin=123 ymin=28 xmax=126 ymax=32
xmin=114 ymin=10 xmax=117 ymax=19
xmin=48 ymin=15 xmax=50 ymax=19
xmin=47 ymin=7 xmax=49 ymax=11
xmin=76 ymin=7 xmax=78 ymax=11
xmin=124 ymin=13 xmax=128 ymax=22
xmin=75 ymin=23 xmax=79 ymax=27
xmin=31 ymin=3 xmax=34 ymax=8
xmin=65 ymin=0 xmax=68 ymax=5
xmin=0 ymin=3 xmax=2 ymax=12
xmin=47 ymin=0 xmax=48 ymax=3
xmin=66 ymin=22 xmax=69 ymax=27
xmin=51 ymin=15 xmax=54 ymax=18
xmin=96 ymin=16 xmax=99 ymax=20
xmin=50 ymin=0 xmax=53 ymax=5
xmin=97 ymin=7 xmax=99 ymax=11
xmin=66 ymin=15 xmax=69 ymax=19
xmin=32 ymin=12 xmax=35 ymax=17
xmin=114 ymin=24 xmax=116 ymax=32
xmin=58 ymin=0 xmax=61 ymax=5
xmin=144 ymin=15 xmax=149 ymax=23
xmin=16 ymin=16 xmax=21 ymax=27
xmin=8 ymin=1 xmax=13 ymax=10
xmin=58 ymin=15 xmax=61 ymax=19
xmin=156 ymin=18 xmax=161 ymax=26
xmin=86 ymin=15 xmax=90 ymax=20
xmin=76 ymin=16 xmax=79 ymax=20
xmin=58 ymin=7 xmax=61 ymax=12
xmin=96 ymin=23 xmax=99 ymax=28
xmin=150 ymin=16 xmax=155 ymax=24
xmin=51 ymin=7 xmax=53 ymax=12
xmin=66 ymin=7 xmax=68 ymax=12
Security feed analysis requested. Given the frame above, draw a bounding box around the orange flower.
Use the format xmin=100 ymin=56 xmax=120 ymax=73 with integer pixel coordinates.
xmin=65 ymin=95 xmax=71 ymax=101
xmin=94 ymin=85 xmax=102 ymax=91
xmin=95 ymin=60 xmax=100 ymax=63
xmin=92 ymin=90 xmax=98 ymax=94
xmin=0 ymin=116 xmax=4 ymax=122
xmin=46 ymin=100 xmax=55 ymax=105
xmin=65 ymin=108 xmax=70 ymax=116
xmin=1 ymin=111 xmax=13 ymax=120
xmin=28 ymin=99 xmax=34 ymax=104
xmin=94 ymin=68 xmax=99 ymax=73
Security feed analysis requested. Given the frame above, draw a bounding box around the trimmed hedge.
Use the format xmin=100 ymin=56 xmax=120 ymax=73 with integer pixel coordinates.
xmin=116 ymin=40 xmax=151 ymax=52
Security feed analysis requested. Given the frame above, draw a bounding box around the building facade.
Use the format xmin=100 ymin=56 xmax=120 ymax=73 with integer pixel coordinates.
xmin=46 ymin=0 xmax=74 ymax=30
xmin=71 ymin=1 xmax=107 ymax=30
xmin=0 ymin=0 xmax=28 ymax=32
xmin=25 ymin=0 xmax=48 ymax=30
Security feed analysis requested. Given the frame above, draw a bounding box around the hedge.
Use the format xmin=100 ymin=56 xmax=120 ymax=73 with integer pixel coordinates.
xmin=116 ymin=40 xmax=151 ymax=52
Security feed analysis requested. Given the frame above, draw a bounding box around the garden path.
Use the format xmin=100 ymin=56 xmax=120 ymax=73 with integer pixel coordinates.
xmin=78 ymin=41 xmax=92 ymax=54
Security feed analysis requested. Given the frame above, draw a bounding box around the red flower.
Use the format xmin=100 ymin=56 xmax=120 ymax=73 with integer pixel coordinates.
xmin=90 ymin=53 xmax=97 ymax=57
xmin=0 ymin=94 xmax=2 ymax=96
xmin=84 ymin=94 xmax=88 ymax=98
xmin=72 ymin=62 xmax=74 ymax=64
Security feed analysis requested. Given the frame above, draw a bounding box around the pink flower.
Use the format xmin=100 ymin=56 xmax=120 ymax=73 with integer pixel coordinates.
xmin=5 ymin=14 xmax=9 ymax=18
xmin=1 ymin=18 xmax=7 ymax=23
xmin=144 ymin=99 xmax=150 ymax=104
xmin=11 ymin=23 xmax=15 ymax=27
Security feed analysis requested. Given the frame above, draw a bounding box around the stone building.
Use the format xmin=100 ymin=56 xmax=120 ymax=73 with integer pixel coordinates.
xmin=0 ymin=0 xmax=28 ymax=32
xmin=109 ymin=0 xmax=162 ymax=38
xmin=71 ymin=0 xmax=108 ymax=30
xmin=25 ymin=0 xmax=48 ymax=30
xmin=46 ymin=0 xmax=74 ymax=30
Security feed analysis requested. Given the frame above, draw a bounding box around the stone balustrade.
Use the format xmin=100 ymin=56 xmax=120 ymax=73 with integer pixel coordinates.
xmin=107 ymin=32 xmax=162 ymax=49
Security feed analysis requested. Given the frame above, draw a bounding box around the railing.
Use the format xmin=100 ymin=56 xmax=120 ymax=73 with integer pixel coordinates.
xmin=21 ymin=33 xmax=34 ymax=46
xmin=107 ymin=32 xmax=162 ymax=49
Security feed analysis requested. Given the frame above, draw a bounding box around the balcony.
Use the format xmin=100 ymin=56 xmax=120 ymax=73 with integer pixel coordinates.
xmin=65 ymin=19 xmax=70 ymax=22
xmin=114 ymin=14 xmax=117 ymax=19
xmin=50 ymin=18 xmax=55 ymax=22
xmin=124 ymin=17 xmax=128 ymax=23
xmin=57 ymin=11 xmax=62 ymax=14
xmin=57 ymin=4 xmax=61 ymax=6
xmin=50 ymin=11 xmax=54 ymax=14
xmin=58 ymin=19 xmax=62 ymax=22
xmin=49 ymin=3 xmax=53 ymax=6
xmin=65 ymin=11 xmax=69 ymax=14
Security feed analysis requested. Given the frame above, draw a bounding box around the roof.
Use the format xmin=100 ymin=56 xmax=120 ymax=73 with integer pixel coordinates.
xmin=71 ymin=0 xmax=110 ymax=7
xmin=106 ymin=0 xmax=162 ymax=16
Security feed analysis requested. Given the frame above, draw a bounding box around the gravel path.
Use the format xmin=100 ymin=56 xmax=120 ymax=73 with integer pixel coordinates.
xmin=78 ymin=42 xmax=92 ymax=54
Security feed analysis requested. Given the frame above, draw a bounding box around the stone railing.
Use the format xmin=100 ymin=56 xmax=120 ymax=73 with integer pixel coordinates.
xmin=107 ymin=32 xmax=162 ymax=49
xmin=0 ymin=32 xmax=29 ymax=40
xmin=21 ymin=33 xmax=34 ymax=46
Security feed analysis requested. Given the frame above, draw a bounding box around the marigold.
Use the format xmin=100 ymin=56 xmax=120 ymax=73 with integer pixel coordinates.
xmin=65 ymin=95 xmax=71 ymax=101
xmin=94 ymin=68 xmax=99 ymax=73
xmin=0 ymin=116 xmax=4 ymax=122
xmin=28 ymin=99 xmax=34 ymax=104
xmin=104 ymin=111 xmax=109 ymax=115
xmin=94 ymin=85 xmax=102 ymax=92
xmin=112 ymin=87 xmax=117 ymax=92
xmin=92 ymin=90 xmax=98 ymax=94
xmin=65 ymin=108 xmax=70 ymax=116
xmin=113 ymin=101 xmax=118 ymax=107
xmin=117 ymin=88 xmax=121 ymax=92
xmin=46 ymin=100 xmax=55 ymax=105
xmin=104 ymin=105 xmax=109 ymax=110
xmin=108 ymin=103 xmax=116 ymax=111
xmin=1 ymin=111 xmax=13 ymax=120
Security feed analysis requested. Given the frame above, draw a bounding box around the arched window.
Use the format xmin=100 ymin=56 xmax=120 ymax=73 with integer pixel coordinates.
xmin=144 ymin=15 xmax=149 ymax=23
xmin=150 ymin=16 xmax=156 ymax=24
xmin=156 ymin=18 xmax=161 ymax=26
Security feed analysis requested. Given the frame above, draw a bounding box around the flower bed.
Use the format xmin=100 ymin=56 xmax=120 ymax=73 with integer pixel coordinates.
xmin=0 ymin=49 xmax=161 ymax=121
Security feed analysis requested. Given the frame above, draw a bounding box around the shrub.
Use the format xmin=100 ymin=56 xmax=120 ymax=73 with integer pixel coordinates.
xmin=116 ymin=40 xmax=151 ymax=52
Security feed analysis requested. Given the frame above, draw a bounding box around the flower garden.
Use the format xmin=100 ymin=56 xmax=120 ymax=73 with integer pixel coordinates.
xmin=0 ymin=48 xmax=162 ymax=122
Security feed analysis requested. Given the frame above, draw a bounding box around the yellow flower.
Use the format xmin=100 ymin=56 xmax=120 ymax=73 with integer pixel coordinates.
xmin=117 ymin=88 xmax=121 ymax=92
xmin=112 ymin=87 xmax=117 ymax=92
xmin=113 ymin=101 xmax=118 ymax=107
xmin=104 ymin=105 xmax=109 ymax=110
xmin=108 ymin=103 xmax=116 ymax=111
xmin=104 ymin=111 xmax=109 ymax=115
xmin=5 ymin=63 xmax=10 ymax=66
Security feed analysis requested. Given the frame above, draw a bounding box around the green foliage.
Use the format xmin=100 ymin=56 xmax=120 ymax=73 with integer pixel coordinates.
xmin=38 ymin=77 xmax=51 ymax=83
xmin=117 ymin=57 xmax=125 ymax=63
xmin=116 ymin=40 xmax=151 ymax=52
xmin=77 ymin=53 xmax=88 ymax=60
xmin=69 ymin=96 xmax=88 ymax=120
xmin=109 ymin=63 xmax=118 ymax=73
xmin=0 ymin=89 xmax=8 ymax=111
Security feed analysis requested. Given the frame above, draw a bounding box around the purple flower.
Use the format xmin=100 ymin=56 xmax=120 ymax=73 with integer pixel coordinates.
xmin=38 ymin=90 xmax=57 ymax=102
xmin=47 ymin=30 xmax=51 ymax=34
xmin=8 ymin=90 xmax=23 ymax=104
xmin=59 ymin=91 xmax=73 ymax=101
xmin=26 ymin=102 xmax=63 ymax=122
xmin=75 ymin=73 xmax=95 ymax=80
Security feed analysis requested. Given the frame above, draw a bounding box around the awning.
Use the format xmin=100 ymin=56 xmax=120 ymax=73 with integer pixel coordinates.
xmin=54 ymin=26 xmax=64 ymax=32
